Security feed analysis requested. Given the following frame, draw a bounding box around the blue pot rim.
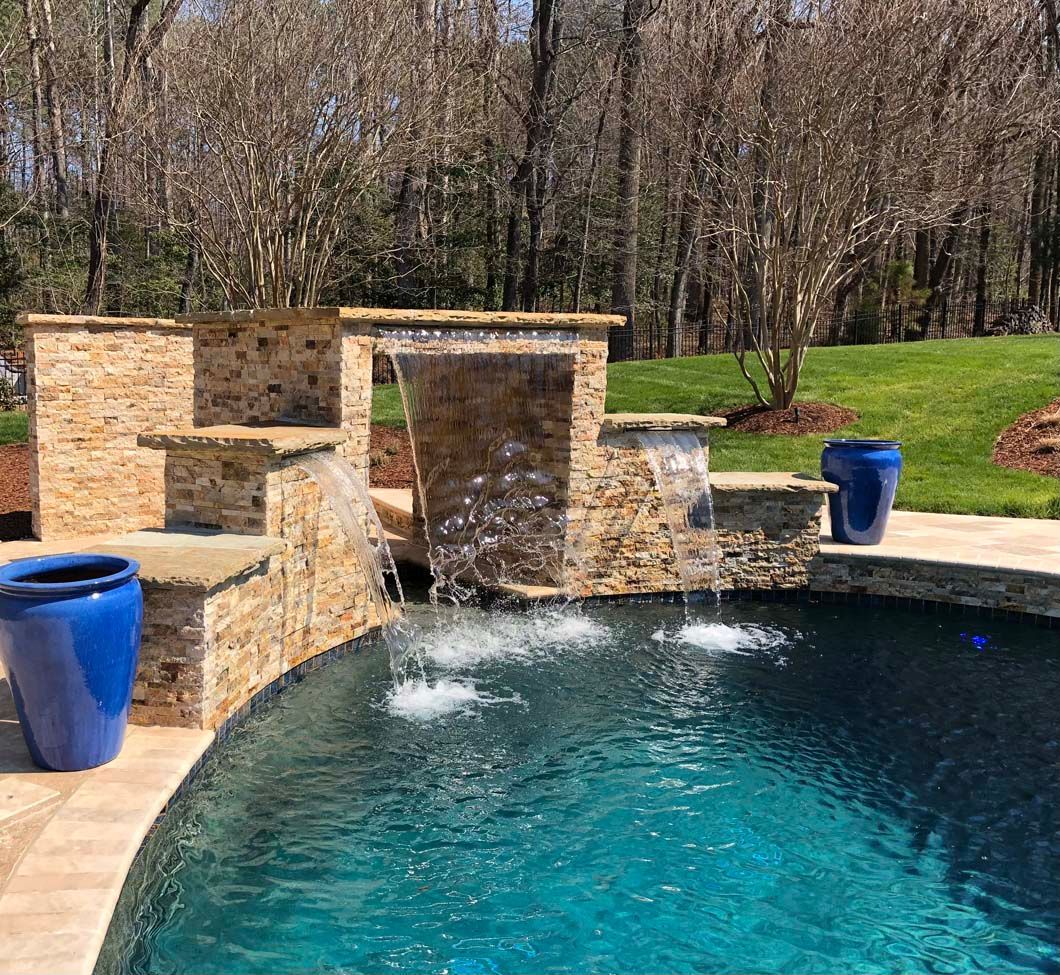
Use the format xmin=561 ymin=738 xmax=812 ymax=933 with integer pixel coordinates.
xmin=823 ymin=439 xmax=902 ymax=450
xmin=0 ymin=553 xmax=140 ymax=598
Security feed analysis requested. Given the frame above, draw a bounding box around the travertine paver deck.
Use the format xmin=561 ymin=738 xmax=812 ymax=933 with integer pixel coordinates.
xmin=0 ymin=683 xmax=212 ymax=975
xmin=820 ymin=509 xmax=1060 ymax=576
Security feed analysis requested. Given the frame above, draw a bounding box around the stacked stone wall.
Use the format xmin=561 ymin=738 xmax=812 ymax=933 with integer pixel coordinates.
xmin=810 ymin=553 xmax=1060 ymax=618
xmin=567 ymin=434 xmax=828 ymax=597
xmin=19 ymin=315 xmax=193 ymax=539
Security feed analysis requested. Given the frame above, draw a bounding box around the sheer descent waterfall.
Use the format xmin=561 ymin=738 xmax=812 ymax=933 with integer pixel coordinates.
xmin=634 ymin=431 xmax=721 ymax=602
xmin=379 ymin=334 xmax=577 ymax=604
xmin=299 ymin=452 xmax=419 ymax=682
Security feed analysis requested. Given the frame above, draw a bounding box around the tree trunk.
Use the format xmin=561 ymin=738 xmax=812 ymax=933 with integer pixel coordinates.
xmin=610 ymin=0 xmax=648 ymax=331
xmin=37 ymin=0 xmax=68 ymax=218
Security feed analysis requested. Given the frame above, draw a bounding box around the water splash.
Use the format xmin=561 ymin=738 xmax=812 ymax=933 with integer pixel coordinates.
xmin=385 ymin=347 xmax=575 ymax=604
xmin=298 ymin=452 xmax=420 ymax=682
xmin=634 ymin=431 xmax=721 ymax=604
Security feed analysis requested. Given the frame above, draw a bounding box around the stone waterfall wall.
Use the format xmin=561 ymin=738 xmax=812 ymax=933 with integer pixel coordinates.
xmin=18 ymin=314 xmax=194 ymax=540
xmin=565 ymin=422 xmax=835 ymax=598
xmin=377 ymin=329 xmax=601 ymax=588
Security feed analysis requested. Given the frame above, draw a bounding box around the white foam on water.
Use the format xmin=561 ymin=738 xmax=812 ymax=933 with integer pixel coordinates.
xmin=422 ymin=610 xmax=609 ymax=671
xmin=385 ymin=678 xmax=523 ymax=721
xmin=655 ymin=622 xmax=789 ymax=657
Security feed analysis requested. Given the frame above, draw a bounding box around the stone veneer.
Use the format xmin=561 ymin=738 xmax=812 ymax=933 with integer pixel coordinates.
xmin=105 ymin=425 xmax=377 ymax=730
xmin=17 ymin=314 xmax=194 ymax=540
xmin=809 ymin=552 xmax=1060 ymax=619
xmin=566 ymin=412 xmax=836 ymax=596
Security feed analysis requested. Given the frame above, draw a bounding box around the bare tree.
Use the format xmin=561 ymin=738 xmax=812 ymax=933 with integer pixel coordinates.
xmin=161 ymin=0 xmax=449 ymax=308
xmin=689 ymin=0 xmax=1049 ymax=409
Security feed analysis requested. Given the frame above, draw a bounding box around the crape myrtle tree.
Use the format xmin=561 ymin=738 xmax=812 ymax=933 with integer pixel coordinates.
xmin=679 ymin=0 xmax=1051 ymax=409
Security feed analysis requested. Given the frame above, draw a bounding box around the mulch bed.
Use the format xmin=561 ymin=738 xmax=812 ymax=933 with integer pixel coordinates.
xmin=720 ymin=401 xmax=858 ymax=435
xmin=0 ymin=443 xmax=31 ymax=542
xmin=993 ymin=397 xmax=1060 ymax=479
xmin=369 ymin=424 xmax=415 ymax=489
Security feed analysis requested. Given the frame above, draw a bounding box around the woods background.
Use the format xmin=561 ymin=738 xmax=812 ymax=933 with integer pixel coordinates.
xmin=0 ymin=0 xmax=1057 ymax=404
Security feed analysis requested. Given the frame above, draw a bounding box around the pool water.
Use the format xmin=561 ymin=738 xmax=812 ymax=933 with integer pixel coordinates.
xmin=106 ymin=601 xmax=1060 ymax=974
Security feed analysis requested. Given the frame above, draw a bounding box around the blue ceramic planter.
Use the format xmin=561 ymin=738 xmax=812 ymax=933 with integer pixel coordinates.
xmin=821 ymin=439 xmax=903 ymax=545
xmin=0 ymin=554 xmax=142 ymax=771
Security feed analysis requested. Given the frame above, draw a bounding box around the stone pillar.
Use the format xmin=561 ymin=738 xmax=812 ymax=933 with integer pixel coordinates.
xmin=17 ymin=313 xmax=194 ymax=540
xmin=179 ymin=308 xmax=374 ymax=479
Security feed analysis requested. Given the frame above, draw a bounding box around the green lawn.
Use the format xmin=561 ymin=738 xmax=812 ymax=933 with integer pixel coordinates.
xmin=0 ymin=410 xmax=27 ymax=446
xmin=373 ymin=335 xmax=1060 ymax=519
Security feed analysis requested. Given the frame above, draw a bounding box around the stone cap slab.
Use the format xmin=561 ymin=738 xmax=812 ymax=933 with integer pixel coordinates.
xmin=139 ymin=423 xmax=346 ymax=458
xmin=711 ymin=471 xmax=837 ymax=494
xmin=17 ymin=312 xmax=185 ymax=329
xmin=600 ymin=413 xmax=728 ymax=435
xmin=179 ymin=307 xmax=624 ymax=332
xmin=95 ymin=529 xmax=285 ymax=590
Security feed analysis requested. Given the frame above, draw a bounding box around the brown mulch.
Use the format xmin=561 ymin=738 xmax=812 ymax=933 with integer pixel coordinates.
xmin=0 ymin=443 xmax=31 ymax=542
xmin=369 ymin=424 xmax=415 ymax=489
xmin=720 ymin=401 xmax=859 ymax=435
xmin=993 ymin=397 xmax=1060 ymax=479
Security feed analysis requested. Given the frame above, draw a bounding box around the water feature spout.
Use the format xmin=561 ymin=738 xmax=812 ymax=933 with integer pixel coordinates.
xmin=634 ymin=431 xmax=721 ymax=604
xmin=377 ymin=341 xmax=576 ymax=604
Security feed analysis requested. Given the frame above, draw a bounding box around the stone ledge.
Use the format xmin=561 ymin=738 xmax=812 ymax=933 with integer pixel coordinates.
xmin=179 ymin=307 xmax=624 ymax=331
xmin=711 ymin=471 xmax=837 ymax=494
xmin=139 ymin=423 xmax=346 ymax=458
xmin=95 ymin=529 xmax=285 ymax=591
xmin=816 ymin=543 xmax=1060 ymax=582
xmin=600 ymin=413 xmax=727 ymax=435
xmin=17 ymin=312 xmax=185 ymax=329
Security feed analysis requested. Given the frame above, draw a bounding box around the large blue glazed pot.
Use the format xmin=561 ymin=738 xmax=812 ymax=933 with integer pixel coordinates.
xmin=0 ymin=554 xmax=142 ymax=771
xmin=821 ymin=439 xmax=903 ymax=545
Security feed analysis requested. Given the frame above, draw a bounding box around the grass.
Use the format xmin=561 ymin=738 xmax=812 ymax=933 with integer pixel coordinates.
xmin=0 ymin=410 xmax=27 ymax=446
xmin=373 ymin=335 xmax=1060 ymax=519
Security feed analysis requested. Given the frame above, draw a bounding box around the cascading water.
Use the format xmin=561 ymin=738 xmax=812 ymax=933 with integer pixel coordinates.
xmin=378 ymin=334 xmax=576 ymax=604
xmin=634 ymin=430 xmax=721 ymax=603
xmin=299 ymin=452 xmax=420 ymax=682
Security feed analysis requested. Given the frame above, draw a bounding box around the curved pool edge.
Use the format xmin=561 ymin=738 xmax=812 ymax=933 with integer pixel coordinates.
xmin=0 ymin=629 xmax=380 ymax=975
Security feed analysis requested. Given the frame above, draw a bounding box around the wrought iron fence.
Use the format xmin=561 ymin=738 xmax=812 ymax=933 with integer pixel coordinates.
xmin=368 ymin=297 xmax=1040 ymax=383
xmin=0 ymin=349 xmax=27 ymax=406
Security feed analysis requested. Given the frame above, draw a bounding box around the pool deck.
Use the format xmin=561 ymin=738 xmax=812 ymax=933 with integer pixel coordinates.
xmin=0 ymin=689 xmax=211 ymax=975
xmin=0 ymin=499 xmax=1058 ymax=973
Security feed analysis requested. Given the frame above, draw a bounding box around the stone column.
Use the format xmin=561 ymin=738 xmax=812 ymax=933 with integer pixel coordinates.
xmin=17 ymin=313 xmax=193 ymax=540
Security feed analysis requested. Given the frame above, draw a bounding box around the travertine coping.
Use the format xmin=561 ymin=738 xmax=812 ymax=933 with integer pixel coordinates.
xmin=178 ymin=306 xmax=624 ymax=331
xmin=711 ymin=472 xmax=837 ymax=494
xmin=0 ymin=711 xmax=213 ymax=975
xmin=16 ymin=312 xmax=186 ymax=329
xmin=138 ymin=424 xmax=347 ymax=458
xmin=600 ymin=413 xmax=728 ymax=435
xmin=95 ymin=529 xmax=285 ymax=591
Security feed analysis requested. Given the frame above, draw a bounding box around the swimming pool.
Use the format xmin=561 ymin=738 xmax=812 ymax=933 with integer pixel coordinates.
xmin=104 ymin=600 xmax=1060 ymax=974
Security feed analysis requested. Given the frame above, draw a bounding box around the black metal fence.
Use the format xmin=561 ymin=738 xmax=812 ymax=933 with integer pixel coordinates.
xmin=605 ymin=296 xmax=1038 ymax=364
xmin=0 ymin=349 xmax=27 ymax=405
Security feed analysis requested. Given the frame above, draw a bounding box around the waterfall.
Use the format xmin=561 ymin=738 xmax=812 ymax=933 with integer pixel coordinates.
xmin=634 ymin=431 xmax=721 ymax=603
xmin=382 ymin=344 xmax=576 ymax=604
xmin=299 ymin=452 xmax=419 ymax=682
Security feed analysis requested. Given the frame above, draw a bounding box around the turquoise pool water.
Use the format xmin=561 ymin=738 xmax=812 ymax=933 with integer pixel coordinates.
xmin=107 ymin=601 xmax=1060 ymax=974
